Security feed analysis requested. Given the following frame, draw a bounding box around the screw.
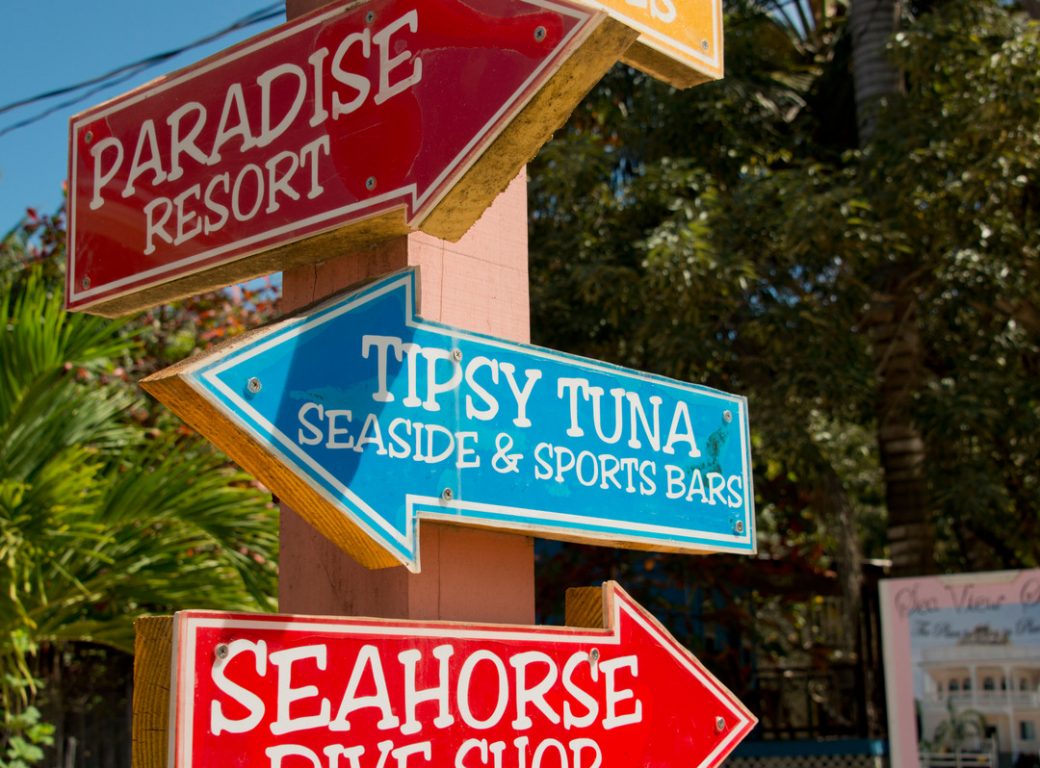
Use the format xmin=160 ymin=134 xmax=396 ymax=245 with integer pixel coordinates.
xmin=247 ymin=377 xmax=262 ymax=394
xmin=215 ymin=644 xmax=229 ymax=660
xmin=365 ymin=10 xmax=376 ymax=23
xmin=81 ymin=276 xmax=91 ymax=289
xmin=589 ymin=648 xmax=600 ymax=664
xmin=723 ymin=410 xmax=733 ymax=423
xmin=441 ymin=488 xmax=453 ymax=502
xmin=702 ymin=39 xmax=710 ymax=51
xmin=734 ymin=520 xmax=745 ymax=534
xmin=534 ymin=25 xmax=546 ymax=42
xmin=366 ymin=176 xmax=377 ymax=191
xmin=451 ymin=348 xmax=463 ymax=362
xmin=85 ymin=130 xmax=94 ymax=143
xmin=715 ymin=716 xmax=726 ymax=732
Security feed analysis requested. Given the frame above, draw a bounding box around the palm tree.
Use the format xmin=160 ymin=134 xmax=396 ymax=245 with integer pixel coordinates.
xmin=930 ymin=699 xmax=988 ymax=754
xmin=0 ymin=234 xmax=279 ymax=760
xmin=847 ymin=0 xmax=939 ymax=577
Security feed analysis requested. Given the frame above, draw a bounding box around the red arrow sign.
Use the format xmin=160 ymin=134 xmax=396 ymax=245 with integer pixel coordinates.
xmin=168 ymin=583 xmax=755 ymax=768
xmin=66 ymin=0 xmax=635 ymax=316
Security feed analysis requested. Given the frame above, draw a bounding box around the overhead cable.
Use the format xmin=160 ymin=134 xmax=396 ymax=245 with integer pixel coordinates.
xmin=0 ymin=4 xmax=282 ymax=138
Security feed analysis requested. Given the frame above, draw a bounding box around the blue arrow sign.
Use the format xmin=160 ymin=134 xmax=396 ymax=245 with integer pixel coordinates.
xmin=158 ymin=269 xmax=755 ymax=571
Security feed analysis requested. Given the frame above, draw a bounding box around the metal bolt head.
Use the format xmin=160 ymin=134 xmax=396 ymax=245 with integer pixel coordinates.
xmin=365 ymin=10 xmax=376 ymax=23
xmin=365 ymin=176 xmax=377 ymax=191
xmin=451 ymin=348 xmax=463 ymax=362
xmin=85 ymin=130 xmax=94 ymax=143
xmin=589 ymin=648 xmax=600 ymax=663
xmin=81 ymin=276 xmax=91 ymax=289
xmin=441 ymin=488 xmax=453 ymax=502
xmin=734 ymin=520 xmax=745 ymax=534
xmin=215 ymin=643 xmax=229 ymax=660
xmin=534 ymin=25 xmax=547 ymax=42
xmin=701 ymin=39 xmax=710 ymax=51
xmin=723 ymin=410 xmax=733 ymax=423
xmin=715 ymin=716 xmax=726 ymax=732
xmin=247 ymin=377 xmax=262 ymax=394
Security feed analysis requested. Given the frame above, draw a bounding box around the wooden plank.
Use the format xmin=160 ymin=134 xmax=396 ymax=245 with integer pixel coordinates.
xmin=66 ymin=0 xmax=637 ymax=316
xmin=141 ymin=265 xmax=756 ymax=571
xmin=130 ymin=593 xmax=598 ymax=768
xmin=565 ymin=585 xmax=607 ymax=628
xmin=132 ymin=616 xmax=173 ymax=768
xmin=134 ymin=584 xmax=757 ymax=768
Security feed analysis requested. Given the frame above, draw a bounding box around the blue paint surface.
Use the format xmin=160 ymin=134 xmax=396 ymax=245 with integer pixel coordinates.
xmin=191 ymin=269 xmax=755 ymax=570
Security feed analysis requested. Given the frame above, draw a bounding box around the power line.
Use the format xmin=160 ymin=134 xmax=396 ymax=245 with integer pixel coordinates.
xmin=0 ymin=0 xmax=832 ymax=139
xmin=0 ymin=4 xmax=283 ymax=138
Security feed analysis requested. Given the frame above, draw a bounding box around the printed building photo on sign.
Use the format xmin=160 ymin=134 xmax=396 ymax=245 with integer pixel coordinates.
xmin=880 ymin=569 xmax=1040 ymax=768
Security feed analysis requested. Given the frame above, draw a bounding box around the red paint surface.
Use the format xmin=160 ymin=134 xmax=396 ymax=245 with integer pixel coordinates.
xmin=66 ymin=0 xmax=591 ymax=312
xmin=170 ymin=584 xmax=754 ymax=768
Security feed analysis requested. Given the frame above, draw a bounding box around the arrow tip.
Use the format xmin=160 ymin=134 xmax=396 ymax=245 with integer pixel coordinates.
xmin=606 ymin=581 xmax=757 ymax=767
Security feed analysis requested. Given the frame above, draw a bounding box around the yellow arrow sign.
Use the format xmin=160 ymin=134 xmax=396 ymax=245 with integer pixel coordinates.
xmin=583 ymin=0 xmax=723 ymax=87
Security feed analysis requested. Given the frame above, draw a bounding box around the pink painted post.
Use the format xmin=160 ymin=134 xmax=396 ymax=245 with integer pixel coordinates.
xmin=278 ymin=0 xmax=535 ymax=623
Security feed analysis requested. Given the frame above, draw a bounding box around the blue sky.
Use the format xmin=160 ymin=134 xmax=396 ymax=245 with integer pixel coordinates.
xmin=0 ymin=1 xmax=283 ymax=231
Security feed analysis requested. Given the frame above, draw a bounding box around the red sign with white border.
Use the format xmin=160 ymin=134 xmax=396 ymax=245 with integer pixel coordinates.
xmin=66 ymin=0 xmax=617 ymax=315
xmin=169 ymin=582 xmax=755 ymax=768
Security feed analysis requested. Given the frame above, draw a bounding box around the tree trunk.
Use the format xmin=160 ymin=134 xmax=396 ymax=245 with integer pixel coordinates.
xmin=868 ymin=292 xmax=935 ymax=576
xmin=808 ymin=441 xmax=885 ymax=733
xmin=849 ymin=0 xmax=902 ymax=144
xmin=850 ymin=0 xmax=934 ymax=576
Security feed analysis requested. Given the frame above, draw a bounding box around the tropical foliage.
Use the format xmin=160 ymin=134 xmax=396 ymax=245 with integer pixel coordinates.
xmin=0 ymin=0 xmax=1036 ymax=753
xmin=530 ymin=0 xmax=1040 ymax=723
xmin=0 ymin=211 xmax=278 ymax=756
xmin=534 ymin=0 xmax=1040 ymax=560
xmin=924 ymin=699 xmax=989 ymax=753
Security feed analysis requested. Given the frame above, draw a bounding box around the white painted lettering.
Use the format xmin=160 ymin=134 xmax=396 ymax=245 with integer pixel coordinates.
xmin=209 ymin=83 xmax=256 ymax=163
xmin=298 ymin=403 xmax=324 ymax=445
xmin=269 ymin=644 xmax=331 ymax=735
xmin=457 ymin=650 xmax=508 ymax=730
xmin=265 ymin=149 xmax=301 ymax=213
xmin=373 ymin=12 xmax=422 ymax=105
xmin=557 ymin=378 xmax=588 ymax=437
xmin=601 ymin=655 xmax=642 ymax=730
xmin=499 ymin=363 xmax=541 ymax=428
xmin=256 ymin=63 xmax=307 ymax=147
xmin=331 ymin=31 xmax=372 ymax=117
xmin=210 ymin=639 xmax=267 ymax=735
xmin=143 ymin=197 xmax=174 ymax=255
xmin=166 ymin=102 xmax=208 ymax=182
xmin=510 ymin=652 xmax=560 ymax=730
xmin=173 ymin=183 xmax=203 ymax=245
xmin=203 ymin=173 xmax=231 ymax=234
xmin=325 ymin=409 xmax=355 ymax=449
xmin=464 ymin=357 xmax=499 ymax=421
xmin=122 ymin=120 xmax=166 ymax=198
xmin=330 ymin=645 xmax=401 ymax=731
xmin=89 ymin=137 xmax=124 ymax=210
xmin=399 ymin=645 xmax=455 ymax=735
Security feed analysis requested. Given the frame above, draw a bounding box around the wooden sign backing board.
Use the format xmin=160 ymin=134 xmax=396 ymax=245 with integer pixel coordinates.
xmin=66 ymin=0 xmax=636 ymax=317
xmin=579 ymin=0 xmax=723 ymax=87
xmin=140 ymin=268 xmax=757 ymax=573
xmin=132 ymin=582 xmax=756 ymax=768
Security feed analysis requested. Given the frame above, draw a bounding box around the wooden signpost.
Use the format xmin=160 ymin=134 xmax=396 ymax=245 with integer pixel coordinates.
xmin=66 ymin=0 xmax=636 ymax=317
xmin=141 ymin=268 xmax=755 ymax=572
xmin=133 ymin=583 xmax=755 ymax=768
xmin=62 ymin=0 xmax=759 ymax=764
